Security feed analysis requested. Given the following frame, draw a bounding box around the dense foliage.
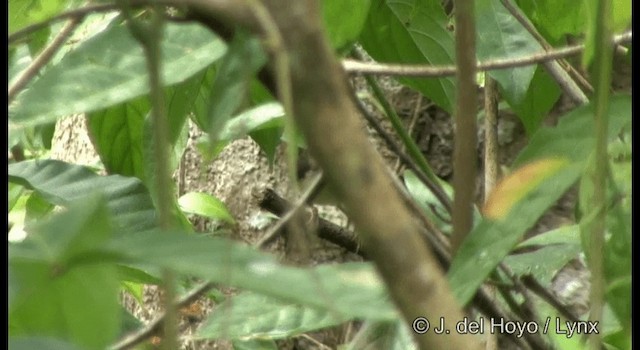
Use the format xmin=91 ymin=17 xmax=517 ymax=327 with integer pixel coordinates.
xmin=9 ymin=0 xmax=630 ymax=349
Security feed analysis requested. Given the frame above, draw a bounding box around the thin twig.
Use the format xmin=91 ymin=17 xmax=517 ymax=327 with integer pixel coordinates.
xmin=342 ymin=31 xmax=631 ymax=78
xmin=394 ymin=94 xmax=423 ymax=173
xmin=483 ymin=75 xmax=499 ymax=200
xmin=109 ymin=282 xmax=215 ymax=350
xmin=9 ymin=17 xmax=82 ymax=103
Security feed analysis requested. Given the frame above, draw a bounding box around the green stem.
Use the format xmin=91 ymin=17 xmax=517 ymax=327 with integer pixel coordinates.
xmin=119 ymin=2 xmax=178 ymax=349
xmin=589 ymin=0 xmax=613 ymax=348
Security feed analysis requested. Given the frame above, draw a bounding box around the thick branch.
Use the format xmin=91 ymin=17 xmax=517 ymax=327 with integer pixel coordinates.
xmin=258 ymin=1 xmax=480 ymax=349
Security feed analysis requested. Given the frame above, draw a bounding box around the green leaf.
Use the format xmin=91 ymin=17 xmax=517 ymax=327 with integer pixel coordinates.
xmin=517 ymin=0 xmax=589 ymax=42
xmin=514 ymin=95 xmax=631 ymax=167
xmin=105 ymin=231 xmax=397 ymax=321
xmin=87 ymin=96 xmax=149 ymax=179
xmin=35 ymin=121 xmax=56 ymax=150
xmin=507 ymin=66 xmax=562 ymax=135
xmin=232 ymin=339 xmax=278 ymax=350
xmin=322 ymin=0 xmax=371 ymax=51
xmin=200 ymin=102 xmax=285 ymax=160
xmin=516 ymin=224 xmax=580 ymax=249
xmin=476 ymin=0 xmax=542 ymax=106
xmin=206 ymin=30 xmax=267 ymax=142
xmin=9 ymin=22 xmax=227 ymax=129
xmin=9 ymin=196 xmax=120 ymax=350
xmin=9 ymin=182 xmax=24 ymax=212
xmin=26 ymin=26 xmax=51 ymax=56
xmin=505 ymin=244 xmax=581 ymax=286
xmin=448 ymin=161 xmax=582 ymax=305
xmin=360 ymin=0 xmax=455 ymax=112
xmin=178 ymin=192 xmax=236 ymax=224
xmin=197 ymin=292 xmax=351 ymax=340
xmin=8 ymin=160 xmax=157 ymax=233
xmin=9 ymin=0 xmax=68 ymax=34
xmin=24 ymin=191 xmax=54 ymax=227
xmin=9 ymin=337 xmax=83 ymax=350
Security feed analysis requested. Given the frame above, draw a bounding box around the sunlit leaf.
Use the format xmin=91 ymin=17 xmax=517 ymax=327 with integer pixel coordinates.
xmin=9 ymin=23 xmax=227 ymax=129
xmin=178 ymin=192 xmax=235 ymax=224
xmin=483 ymin=158 xmax=569 ymax=220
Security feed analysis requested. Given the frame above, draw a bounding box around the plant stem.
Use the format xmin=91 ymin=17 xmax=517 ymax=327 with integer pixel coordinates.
xmin=589 ymin=0 xmax=613 ymax=348
xmin=450 ymin=0 xmax=478 ymax=255
xmin=119 ymin=2 xmax=178 ymax=348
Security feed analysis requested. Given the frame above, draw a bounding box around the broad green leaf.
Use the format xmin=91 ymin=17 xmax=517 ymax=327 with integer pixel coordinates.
xmin=87 ymin=96 xmax=149 ymax=179
xmin=322 ymin=0 xmax=371 ymax=51
xmin=514 ymin=95 xmax=631 ymax=167
xmin=612 ymin=0 xmax=631 ymax=33
xmin=504 ymin=244 xmax=581 ymax=286
xmin=249 ymin=120 xmax=284 ymax=165
xmin=8 ymin=0 xmax=68 ymax=34
xmin=508 ymin=66 xmax=561 ymax=135
xmin=516 ymin=0 xmax=589 ymax=42
xmin=449 ymin=162 xmax=582 ymax=305
xmin=206 ymin=30 xmax=267 ymax=142
xmin=9 ymin=197 xmax=120 ymax=350
xmin=9 ymin=337 xmax=83 ymax=350
xmin=483 ymin=158 xmax=568 ymax=220
xmin=220 ymin=103 xmax=285 ymax=142
xmin=196 ymin=292 xmax=351 ymax=340
xmin=178 ymin=192 xmax=235 ymax=224
xmin=9 ymin=22 xmax=227 ymax=129
xmin=105 ymin=231 xmax=397 ymax=321
xmin=26 ymin=26 xmax=51 ymax=56
xmin=476 ymin=0 xmax=542 ymax=106
xmin=200 ymin=102 xmax=285 ymax=160
xmin=360 ymin=0 xmax=455 ymax=112
xmin=232 ymin=339 xmax=278 ymax=350
xmin=516 ymin=224 xmax=580 ymax=249
xmin=8 ymin=160 xmax=157 ymax=233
